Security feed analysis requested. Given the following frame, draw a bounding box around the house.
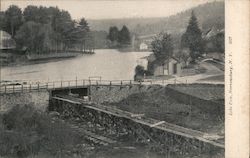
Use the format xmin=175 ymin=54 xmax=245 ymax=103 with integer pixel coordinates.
xmin=0 ymin=30 xmax=16 ymax=63
xmin=139 ymin=42 xmax=148 ymax=50
xmin=132 ymin=34 xmax=156 ymax=51
xmin=147 ymin=54 xmax=182 ymax=76
xmin=154 ymin=58 xmax=182 ymax=76
xmin=0 ymin=30 xmax=16 ymax=49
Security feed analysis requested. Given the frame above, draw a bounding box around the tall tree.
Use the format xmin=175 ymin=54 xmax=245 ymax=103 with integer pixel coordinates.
xmin=118 ymin=25 xmax=131 ymax=45
xmin=4 ymin=5 xmax=23 ymax=37
xmin=181 ymin=11 xmax=203 ymax=61
xmin=107 ymin=26 xmax=119 ymax=42
xmin=78 ymin=18 xmax=90 ymax=51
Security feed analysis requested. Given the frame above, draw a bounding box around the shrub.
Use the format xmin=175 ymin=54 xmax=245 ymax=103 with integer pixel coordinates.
xmin=0 ymin=104 xmax=81 ymax=157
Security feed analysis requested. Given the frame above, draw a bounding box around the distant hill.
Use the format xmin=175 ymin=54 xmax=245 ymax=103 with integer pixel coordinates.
xmin=88 ymin=1 xmax=224 ymax=36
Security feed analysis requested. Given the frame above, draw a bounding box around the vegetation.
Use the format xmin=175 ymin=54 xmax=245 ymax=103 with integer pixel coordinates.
xmin=0 ymin=104 xmax=85 ymax=158
xmin=88 ymin=1 xmax=224 ymax=36
xmin=146 ymin=33 xmax=174 ymax=75
xmin=181 ymin=11 xmax=204 ymax=62
xmin=107 ymin=25 xmax=131 ymax=48
xmin=0 ymin=5 xmax=92 ymax=54
xmin=134 ymin=65 xmax=146 ymax=81
xmin=151 ymin=33 xmax=173 ymax=62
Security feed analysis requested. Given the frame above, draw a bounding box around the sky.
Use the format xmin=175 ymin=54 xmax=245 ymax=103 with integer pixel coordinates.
xmin=1 ymin=0 xmax=215 ymax=20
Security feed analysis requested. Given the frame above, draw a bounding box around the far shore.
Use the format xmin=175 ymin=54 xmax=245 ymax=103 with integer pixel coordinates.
xmin=1 ymin=51 xmax=95 ymax=68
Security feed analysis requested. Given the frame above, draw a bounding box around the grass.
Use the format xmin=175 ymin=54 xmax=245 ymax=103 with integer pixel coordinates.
xmin=198 ymin=75 xmax=224 ymax=82
xmin=108 ymin=85 xmax=224 ymax=135
xmin=0 ymin=104 xmax=85 ymax=158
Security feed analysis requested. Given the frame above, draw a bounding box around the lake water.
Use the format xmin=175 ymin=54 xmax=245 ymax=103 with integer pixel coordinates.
xmin=1 ymin=49 xmax=151 ymax=82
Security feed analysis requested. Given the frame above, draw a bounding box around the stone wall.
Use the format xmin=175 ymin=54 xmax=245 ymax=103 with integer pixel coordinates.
xmin=89 ymin=85 xmax=161 ymax=103
xmin=0 ymin=91 xmax=49 ymax=112
xmin=49 ymin=98 xmax=224 ymax=157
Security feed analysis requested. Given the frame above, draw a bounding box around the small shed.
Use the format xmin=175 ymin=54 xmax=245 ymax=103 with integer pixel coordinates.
xmin=153 ymin=57 xmax=182 ymax=76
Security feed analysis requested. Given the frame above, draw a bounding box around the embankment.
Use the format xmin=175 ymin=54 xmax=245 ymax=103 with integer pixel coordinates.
xmin=0 ymin=91 xmax=49 ymax=112
xmin=90 ymin=84 xmax=162 ymax=103
xmin=96 ymin=84 xmax=224 ymax=134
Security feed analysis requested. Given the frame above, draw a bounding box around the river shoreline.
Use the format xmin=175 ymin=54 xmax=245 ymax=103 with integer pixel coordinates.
xmin=1 ymin=51 xmax=95 ymax=68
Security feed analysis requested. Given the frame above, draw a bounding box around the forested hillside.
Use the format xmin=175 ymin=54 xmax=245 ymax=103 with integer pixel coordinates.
xmin=88 ymin=1 xmax=224 ymax=35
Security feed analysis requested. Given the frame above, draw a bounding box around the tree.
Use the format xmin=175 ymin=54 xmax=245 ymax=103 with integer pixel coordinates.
xmin=15 ymin=21 xmax=53 ymax=54
xmin=175 ymin=49 xmax=190 ymax=67
xmin=0 ymin=12 xmax=6 ymax=30
xmin=211 ymin=32 xmax=224 ymax=53
xmin=77 ymin=18 xmax=90 ymax=51
xmin=181 ymin=11 xmax=203 ymax=62
xmin=151 ymin=33 xmax=174 ymax=62
xmin=151 ymin=33 xmax=174 ymax=74
xmin=134 ymin=65 xmax=145 ymax=81
xmin=4 ymin=5 xmax=23 ymax=37
xmin=118 ymin=25 xmax=131 ymax=45
xmin=23 ymin=6 xmax=51 ymax=24
xmin=51 ymin=9 xmax=75 ymax=50
xmin=79 ymin=18 xmax=89 ymax=32
xmin=107 ymin=26 xmax=119 ymax=42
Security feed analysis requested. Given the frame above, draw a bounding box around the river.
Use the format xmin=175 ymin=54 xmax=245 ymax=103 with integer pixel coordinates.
xmin=0 ymin=49 xmax=151 ymax=83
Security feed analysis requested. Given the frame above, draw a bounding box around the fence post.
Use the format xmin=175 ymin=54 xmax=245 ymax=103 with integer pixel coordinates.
xmin=13 ymin=85 xmax=14 ymax=93
xmin=5 ymin=85 xmax=6 ymax=93
xmin=38 ymin=84 xmax=40 ymax=91
xmin=76 ymin=77 xmax=77 ymax=88
xmin=29 ymin=84 xmax=31 ymax=92
xmin=46 ymin=83 xmax=48 ymax=90
xmin=174 ymin=79 xmax=176 ymax=85
xmin=53 ymin=82 xmax=55 ymax=89
xmin=83 ymin=80 xmax=85 ymax=86
xmin=21 ymin=84 xmax=23 ymax=92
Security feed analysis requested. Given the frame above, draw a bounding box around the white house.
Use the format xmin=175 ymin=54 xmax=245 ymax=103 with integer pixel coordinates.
xmin=139 ymin=42 xmax=148 ymax=50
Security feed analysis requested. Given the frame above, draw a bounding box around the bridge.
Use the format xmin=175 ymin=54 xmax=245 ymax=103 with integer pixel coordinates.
xmin=0 ymin=78 xmax=185 ymax=94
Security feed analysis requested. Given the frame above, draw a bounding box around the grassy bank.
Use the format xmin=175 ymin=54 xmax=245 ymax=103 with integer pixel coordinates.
xmin=107 ymin=85 xmax=224 ymax=135
xmin=0 ymin=104 xmax=91 ymax=158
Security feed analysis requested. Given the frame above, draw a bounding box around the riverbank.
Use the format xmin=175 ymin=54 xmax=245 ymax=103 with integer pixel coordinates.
xmin=1 ymin=51 xmax=94 ymax=68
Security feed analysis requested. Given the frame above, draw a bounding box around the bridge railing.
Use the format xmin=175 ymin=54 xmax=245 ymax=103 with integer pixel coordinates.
xmin=0 ymin=78 xmax=183 ymax=94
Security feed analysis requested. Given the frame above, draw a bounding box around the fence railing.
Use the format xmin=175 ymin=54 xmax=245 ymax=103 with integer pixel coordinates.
xmin=0 ymin=78 xmax=186 ymax=94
